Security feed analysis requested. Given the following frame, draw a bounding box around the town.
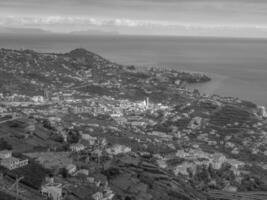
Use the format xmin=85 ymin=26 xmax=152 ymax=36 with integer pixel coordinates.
xmin=0 ymin=48 xmax=266 ymax=200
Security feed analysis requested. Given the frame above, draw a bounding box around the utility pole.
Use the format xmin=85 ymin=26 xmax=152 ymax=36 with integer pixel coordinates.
xmin=8 ymin=176 xmax=24 ymax=200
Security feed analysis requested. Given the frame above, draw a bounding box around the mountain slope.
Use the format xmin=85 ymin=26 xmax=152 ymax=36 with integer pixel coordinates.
xmin=0 ymin=48 xmax=120 ymax=95
xmin=103 ymin=154 xmax=207 ymax=200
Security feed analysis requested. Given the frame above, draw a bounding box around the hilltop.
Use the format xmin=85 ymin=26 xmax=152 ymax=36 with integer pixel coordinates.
xmin=0 ymin=48 xmax=120 ymax=95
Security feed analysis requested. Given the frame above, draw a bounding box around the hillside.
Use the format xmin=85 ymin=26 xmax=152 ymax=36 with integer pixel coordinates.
xmin=0 ymin=48 xmax=121 ymax=95
xmin=1 ymin=48 xmax=265 ymax=200
xmin=0 ymin=48 xmax=210 ymax=102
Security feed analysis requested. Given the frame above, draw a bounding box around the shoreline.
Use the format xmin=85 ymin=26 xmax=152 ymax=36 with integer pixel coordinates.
xmin=134 ymin=62 xmax=267 ymax=107
xmin=0 ymin=34 xmax=267 ymax=107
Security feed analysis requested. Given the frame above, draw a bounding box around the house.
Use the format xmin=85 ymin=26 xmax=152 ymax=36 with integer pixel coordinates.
xmin=114 ymin=117 xmax=127 ymax=125
xmin=227 ymin=159 xmax=244 ymax=169
xmin=66 ymin=164 xmax=77 ymax=175
xmin=131 ymin=121 xmax=147 ymax=127
xmin=211 ymin=153 xmax=226 ymax=170
xmin=32 ymin=96 xmax=45 ymax=103
xmin=62 ymin=94 xmax=73 ymax=102
xmin=258 ymin=106 xmax=267 ymax=118
xmin=227 ymin=159 xmax=244 ymax=176
xmin=81 ymin=134 xmax=97 ymax=145
xmin=174 ymin=162 xmax=197 ymax=176
xmin=0 ymin=157 xmax=28 ymax=170
xmin=41 ymin=183 xmax=62 ymax=200
xmin=175 ymin=79 xmax=181 ymax=86
xmin=70 ymin=144 xmax=85 ymax=152
xmin=106 ymin=144 xmax=131 ymax=156
xmin=110 ymin=113 xmax=123 ymax=118
xmin=92 ymin=192 xmax=103 ymax=200
xmin=75 ymin=169 xmax=89 ymax=176
xmin=92 ymin=173 xmax=108 ymax=187
xmin=0 ymin=150 xmax=28 ymax=170
xmin=188 ymin=117 xmax=203 ymax=130
xmin=0 ymin=150 xmax=12 ymax=159
xmin=0 ymin=107 xmax=7 ymax=114
xmin=51 ymin=96 xmax=60 ymax=102
xmin=223 ymin=184 xmax=238 ymax=192
xmin=148 ymin=131 xmax=173 ymax=139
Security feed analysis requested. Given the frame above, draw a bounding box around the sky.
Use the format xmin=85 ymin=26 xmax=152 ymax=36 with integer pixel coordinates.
xmin=0 ymin=0 xmax=267 ymax=37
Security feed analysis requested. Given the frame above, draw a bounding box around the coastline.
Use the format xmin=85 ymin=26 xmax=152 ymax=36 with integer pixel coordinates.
xmin=186 ymin=72 xmax=228 ymax=96
xmin=1 ymin=34 xmax=267 ymax=106
xmin=134 ymin=62 xmax=267 ymax=107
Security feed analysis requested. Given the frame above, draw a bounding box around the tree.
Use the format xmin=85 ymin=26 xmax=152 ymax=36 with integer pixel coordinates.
xmin=67 ymin=129 xmax=80 ymax=144
xmin=60 ymin=167 xmax=68 ymax=178
xmin=0 ymin=138 xmax=12 ymax=150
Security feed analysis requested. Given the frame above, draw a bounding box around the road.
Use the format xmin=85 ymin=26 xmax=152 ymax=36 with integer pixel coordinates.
xmin=208 ymin=190 xmax=267 ymax=200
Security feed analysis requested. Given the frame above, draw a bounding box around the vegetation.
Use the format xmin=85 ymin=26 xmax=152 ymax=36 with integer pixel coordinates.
xmin=0 ymin=191 xmax=15 ymax=200
xmin=6 ymin=159 xmax=51 ymax=190
xmin=67 ymin=129 xmax=80 ymax=144
xmin=0 ymin=138 xmax=12 ymax=150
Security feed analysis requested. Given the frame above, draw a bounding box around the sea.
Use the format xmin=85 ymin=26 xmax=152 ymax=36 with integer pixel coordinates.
xmin=0 ymin=34 xmax=267 ymax=107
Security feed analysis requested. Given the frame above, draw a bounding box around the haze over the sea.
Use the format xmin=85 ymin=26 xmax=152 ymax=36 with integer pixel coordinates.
xmin=0 ymin=34 xmax=267 ymax=107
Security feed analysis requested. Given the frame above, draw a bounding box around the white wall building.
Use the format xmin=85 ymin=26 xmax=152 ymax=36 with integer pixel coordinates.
xmin=66 ymin=164 xmax=77 ymax=175
xmin=106 ymin=144 xmax=131 ymax=156
xmin=41 ymin=183 xmax=62 ymax=200
xmin=70 ymin=144 xmax=85 ymax=152
xmin=0 ymin=157 xmax=28 ymax=170
xmin=81 ymin=134 xmax=97 ymax=145
xmin=32 ymin=96 xmax=45 ymax=103
xmin=0 ymin=150 xmax=12 ymax=159
xmin=258 ymin=106 xmax=267 ymax=118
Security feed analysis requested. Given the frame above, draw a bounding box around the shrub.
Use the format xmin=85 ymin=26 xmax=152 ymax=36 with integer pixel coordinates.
xmin=0 ymin=138 xmax=12 ymax=150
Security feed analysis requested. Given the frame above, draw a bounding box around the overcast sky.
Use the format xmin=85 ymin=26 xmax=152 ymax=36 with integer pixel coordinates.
xmin=0 ymin=0 xmax=267 ymax=37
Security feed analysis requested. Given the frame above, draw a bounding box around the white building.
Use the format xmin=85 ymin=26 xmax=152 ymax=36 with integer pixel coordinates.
xmin=74 ymin=169 xmax=89 ymax=176
xmin=66 ymin=164 xmax=77 ymax=175
xmin=110 ymin=113 xmax=123 ymax=118
xmin=32 ymin=96 xmax=45 ymax=103
xmin=0 ymin=150 xmax=28 ymax=170
xmin=211 ymin=153 xmax=226 ymax=170
xmin=258 ymin=106 xmax=267 ymax=118
xmin=188 ymin=117 xmax=203 ymax=130
xmin=0 ymin=107 xmax=7 ymax=114
xmin=81 ymin=134 xmax=97 ymax=145
xmin=227 ymin=159 xmax=244 ymax=176
xmin=92 ymin=192 xmax=103 ymax=200
xmin=106 ymin=144 xmax=131 ymax=156
xmin=174 ymin=162 xmax=197 ymax=176
xmin=41 ymin=183 xmax=62 ymax=200
xmin=51 ymin=96 xmax=60 ymax=102
xmin=0 ymin=157 xmax=28 ymax=170
xmin=0 ymin=150 xmax=12 ymax=159
xmin=70 ymin=144 xmax=85 ymax=152
xmin=113 ymin=117 xmax=127 ymax=125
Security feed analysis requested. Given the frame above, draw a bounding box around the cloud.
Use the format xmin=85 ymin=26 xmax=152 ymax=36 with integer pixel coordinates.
xmin=0 ymin=16 xmax=267 ymax=28
xmin=0 ymin=0 xmax=267 ymax=37
xmin=1 ymin=15 xmax=267 ymax=37
xmin=0 ymin=16 xmax=173 ymax=27
xmin=1 ymin=0 xmax=267 ymax=27
xmin=1 ymin=16 xmax=267 ymax=31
